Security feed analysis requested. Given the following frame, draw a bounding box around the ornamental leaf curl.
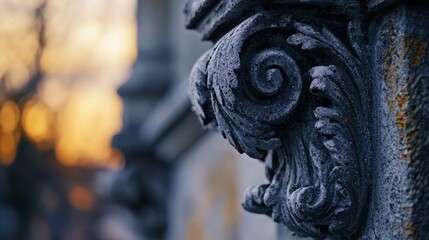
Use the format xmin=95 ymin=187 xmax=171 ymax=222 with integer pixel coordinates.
xmin=189 ymin=12 xmax=370 ymax=239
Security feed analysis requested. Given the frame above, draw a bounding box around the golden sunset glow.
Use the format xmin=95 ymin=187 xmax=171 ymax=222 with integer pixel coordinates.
xmin=0 ymin=131 xmax=19 ymax=165
xmin=0 ymin=1 xmax=39 ymax=91
xmin=22 ymin=100 xmax=54 ymax=144
xmin=40 ymin=22 xmax=136 ymax=75
xmin=55 ymin=86 xmax=124 ymax=168
xmin=0 ymin=0 xmax=136 ymax=168
xmin=0 ymin=101 xmax=20 ymax=133
xmin=38 ymin=77 xmax=68 ymax=111
xmin=0 ymin=101 xmax=21 ymax=165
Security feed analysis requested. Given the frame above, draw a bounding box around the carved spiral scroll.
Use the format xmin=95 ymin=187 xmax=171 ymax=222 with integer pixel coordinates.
xmin=190 ymin=14 xmax=303 ymax=159
xmin=189 ymin=12 xmax=370 ymax=239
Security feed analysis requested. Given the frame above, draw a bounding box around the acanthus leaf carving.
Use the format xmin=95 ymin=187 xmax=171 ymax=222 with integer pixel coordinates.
xmin=188 ymin=11 xmax=370 ymax=239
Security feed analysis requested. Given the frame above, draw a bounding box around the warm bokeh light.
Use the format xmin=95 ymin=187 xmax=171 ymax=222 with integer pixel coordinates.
xmin=69 ymin=185 xmax=95 ymax=212
xmin=0 ymin=131 xmax=19 ymax=165
xmin=0 ymin=0 xmax=136 ymax=238
xmin=0 ymin=101 xmax=21 ymax=165
xmin=0 ymin=0 xmax=136 ymax=168
xmin=40 ymin=0 xmax=137 ymax=76
xmin=22 ymin=100 xmax=54 ymax=144
xmin=38 ymin=77 xmax=68 ymax=111
xmin=55 ymin=86 xmax=123 ymax=168
xmin=0 ymin=101 xmax=20 ymax=133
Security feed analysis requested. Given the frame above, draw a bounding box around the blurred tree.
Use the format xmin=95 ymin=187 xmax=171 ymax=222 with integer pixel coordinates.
xmin=0 ymin=1 xmax=53 ymax=239
xmin=9 ymin=0 xmax=46 ymax=101
xmin=0 ymin=0 xmax=137 ymax=238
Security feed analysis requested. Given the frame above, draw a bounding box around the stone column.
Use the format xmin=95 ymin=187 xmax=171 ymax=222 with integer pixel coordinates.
xmin=185 ymin=0 xmax=429 ymax=239
xmin=363 ymin=2 xmax=429 ymax=239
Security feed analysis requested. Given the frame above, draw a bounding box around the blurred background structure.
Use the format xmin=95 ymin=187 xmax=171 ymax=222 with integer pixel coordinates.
xmin=0 ymin=0 xmax=279 ymax=239
xmin=0 ymin=0 xmax=135 ymax=239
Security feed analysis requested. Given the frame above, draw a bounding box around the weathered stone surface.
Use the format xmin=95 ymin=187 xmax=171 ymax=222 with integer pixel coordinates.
xmin=186 ymin=0 xmax=429 ymax=239
xmin=361 ymin=4 xmax=429 ymax=239
xmin=188 ymin=8 xmax=370 ymax=239
xmin=184 ymin=0 xmax=361 ymax=41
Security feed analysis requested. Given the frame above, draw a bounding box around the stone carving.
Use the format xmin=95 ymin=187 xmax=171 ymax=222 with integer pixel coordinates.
xmin=188 ymin=11 xmax=371 ymax=238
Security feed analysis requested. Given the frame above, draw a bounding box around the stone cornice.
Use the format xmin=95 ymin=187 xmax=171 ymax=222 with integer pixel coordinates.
xmin=184 ymin=0 xmax=365 ymax=40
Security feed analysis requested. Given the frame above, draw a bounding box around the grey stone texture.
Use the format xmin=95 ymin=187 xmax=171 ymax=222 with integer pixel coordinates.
xmin=362 ymin=3 xmax=429 ymax=239
xmin=186 ymin=0 xmax=429 ymax=239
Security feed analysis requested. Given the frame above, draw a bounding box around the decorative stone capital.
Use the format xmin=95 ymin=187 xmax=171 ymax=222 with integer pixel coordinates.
xmin=186 ymin=1 xmax=373 ymax=238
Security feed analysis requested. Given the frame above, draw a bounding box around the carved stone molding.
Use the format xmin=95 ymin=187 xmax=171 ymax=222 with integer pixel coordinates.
xmin=187 ymin=7 xmax=372 ymax=239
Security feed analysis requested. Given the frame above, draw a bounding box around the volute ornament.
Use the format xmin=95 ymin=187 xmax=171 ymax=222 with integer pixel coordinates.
xmin=189 ymin=11 xmax=371 ymax=238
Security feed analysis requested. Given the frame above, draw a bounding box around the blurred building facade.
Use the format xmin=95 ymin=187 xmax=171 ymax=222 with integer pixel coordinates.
xmin=112 ymin=0 xmax=283 ymax=239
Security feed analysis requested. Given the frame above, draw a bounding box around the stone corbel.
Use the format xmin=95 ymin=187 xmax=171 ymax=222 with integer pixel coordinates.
xmin=186 ymin=1 xmax=372 ymax=238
